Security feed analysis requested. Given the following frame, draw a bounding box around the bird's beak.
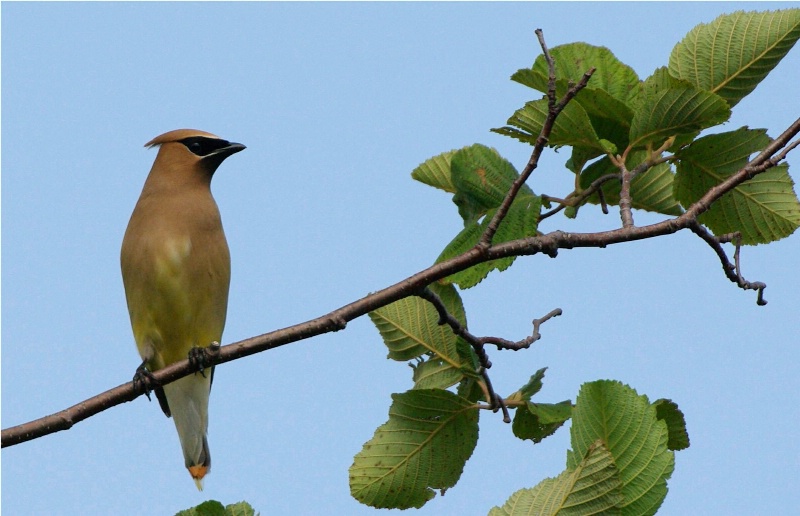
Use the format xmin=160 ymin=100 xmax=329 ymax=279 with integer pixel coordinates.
xmin=201 ymin=142 xmax=246 ymax=169
xmin=215 ymin=142 xmax=246 ymax=157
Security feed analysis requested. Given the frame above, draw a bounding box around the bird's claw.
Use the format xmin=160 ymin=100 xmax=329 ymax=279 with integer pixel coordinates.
xmin=132 ymin=363 xmax=158 ymax=401
xmin=188 ymin=342 xmax=220 ymax=378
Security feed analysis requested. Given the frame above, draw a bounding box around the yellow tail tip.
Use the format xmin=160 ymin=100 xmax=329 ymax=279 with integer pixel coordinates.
xmin=188 ymin=465 xmax=208 ymax=491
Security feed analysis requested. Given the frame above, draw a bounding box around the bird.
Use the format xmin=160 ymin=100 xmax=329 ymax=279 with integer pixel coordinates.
xmin=120 ymin=129 xmax=245 ymax=490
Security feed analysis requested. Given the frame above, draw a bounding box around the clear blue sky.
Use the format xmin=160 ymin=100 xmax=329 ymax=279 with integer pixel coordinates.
xmin=3 ymin=3 xmax=799 ymax=515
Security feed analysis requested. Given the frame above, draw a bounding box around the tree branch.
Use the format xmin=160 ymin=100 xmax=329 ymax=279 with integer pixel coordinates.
xmin=479 ymin=29 xmax=595 ymax=247
xmin=618 ymin=162 xmax=635 ymax=227
xmin=415 ymin=287 xmax=562 ymax=423
xmin=3 ymin=110 xmax=798 ymax=449
xmin=689 ymin=226 xmax=767 ymax=305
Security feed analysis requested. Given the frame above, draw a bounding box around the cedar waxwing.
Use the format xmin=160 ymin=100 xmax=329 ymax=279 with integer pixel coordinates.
xmin=120 ymin=129 xmax=244 ymax=490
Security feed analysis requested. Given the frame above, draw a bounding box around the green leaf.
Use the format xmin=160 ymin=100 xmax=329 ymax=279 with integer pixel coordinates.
xmin=514 ymin=42 xmax=640 ymax=103
xmin=669 ymin=9 xmax=800 ymax=108
xmin=629 ymin=162 xmax=684 ymax=216
xmin=489 ymin=441 xmax=623 ymax=516
xmin=508 ymin=369 xmax=573 ymax=444
xmin=451 ymin=144 xmax=532 ymax=222
xmin=455 ymin=338 xmax=485 ymax=402
xmin=669 ymin=130 xmax=701 ymax=153
xmin=490 ymin=126 xmax=540 ymax=145
xmin=564 ymin=205 xmax=579 ymax=219
xmin=176 ymin=501 xmax=256 ymax=516
xmin=436 ymin=193 xmax=541 ymax=288
xmin=653 ymin=399 xmax=691 ymax=451
xmin=509 ymin=67 xmax=544 ymax=91
xmin=435 ymin=223 xmax=492 ymax=287
xmin=411 ymin=356 xmax=464 ymax=390
xmin=509 ymin=367 xmax=547 ymax=402
xmin=512 ymin=401 xmax=572 ymax=444
xmin=579 ymin=152 xmax=683 ymax=216
xmin=456 ymin=375 xmax=486 ymax=404
xmin=566 ymin=146 xmax=602 ymax=175
xmin=225 ymin=502 xmax=257 ymax=516
xmin=531 ymin=401 xmax=574 ymax=425
xmin=511 ymin=76 xmax=633 ymax=150
xmin=176 ymin=501 xmax=226 ymax=516
xmin=630 ymin=68 xmax=731 ymax=149
xmin=508 ymin=43 xmax=639 ymax=157
xmin=368 ymin=283 xmax=465 ymax=363
xmin=455 ymin=336 xmax=481 ymax=371
xmin=411 ymin=150 xmax=457 ymax=193
xmin=568 ymin=87 xmax=634 ymax=130
xmin=349 ymin=389 xmax=479 ymax=509
xmin=492 ymin=98 xmax=605 ymax=155
xmin=568 ymin=380 xmax=674 ymax=516
xmin=674 ymin=127 xmax=800 ymax=244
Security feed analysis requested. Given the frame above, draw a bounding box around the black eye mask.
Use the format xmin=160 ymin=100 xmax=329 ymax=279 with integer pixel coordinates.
xmin=179 ymin=136 xmax=232 ymax=157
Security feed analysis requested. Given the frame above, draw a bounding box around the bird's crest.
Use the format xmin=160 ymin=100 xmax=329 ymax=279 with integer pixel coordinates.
xmin=145 ymin=129 xmax=221 ymax=148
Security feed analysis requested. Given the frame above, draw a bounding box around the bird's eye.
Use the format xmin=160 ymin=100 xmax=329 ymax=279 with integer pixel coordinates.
xmin=180 ymin=136 xmax=229 ymax=157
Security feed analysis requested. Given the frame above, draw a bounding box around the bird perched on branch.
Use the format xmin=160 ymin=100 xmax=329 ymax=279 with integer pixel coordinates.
xmin=121 ymin=129 xmax=245 ymax=489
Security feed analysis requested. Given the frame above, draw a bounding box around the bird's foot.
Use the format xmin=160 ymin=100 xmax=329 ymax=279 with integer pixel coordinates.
xmin=188 ymin=342 xmax=221 ymax=378
xmin=132 ymin=362 xmax=158 ymax=401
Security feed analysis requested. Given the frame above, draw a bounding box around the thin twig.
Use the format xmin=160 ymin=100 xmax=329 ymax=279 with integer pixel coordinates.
xmin=480 ymin=308 xmax=564 ymax=351
xmin=629 ymin=159 xmax=653 ymax=179
xmin=780 ymin=138 xmax=800 ymax=158
xmin=533 ymin=308 xmax=563 ymax=341
xmin=479 ymin=367 xmax=510 ymax=422
xmin=688 ymin=223 xmax=767 ymax=305
xmin=538 ymin=173 xmax=620 ymax=222
xmin=732 ymin=234 xmax=744 ymax=281
xmin=714 ymin=232 xmax=740 ymax=244
xmin=415 ymin=288 xmax=561 ymax=423
xmin=479 ymin=30 xmax=595 ymax=247
xmin=618 ymin=162 xmax=634 ymax=227
xmin=616 ymin=144 xmax=670 ymax=228
xmin=597 ymin=187 xmax=609 ymax=214
xmin=730 ymin=233 xmax=767 ymax=305
xmin=416 ymin=287 xmax=498 ymax=406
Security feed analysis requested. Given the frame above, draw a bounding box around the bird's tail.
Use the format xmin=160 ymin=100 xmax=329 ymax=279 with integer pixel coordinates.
xmin=163 ymin=372 xmax=212 ymax=490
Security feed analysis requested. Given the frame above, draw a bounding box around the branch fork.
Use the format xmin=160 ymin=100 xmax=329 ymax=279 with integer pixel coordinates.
xmin=417 ymin=287 xmax=562 ymax=424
